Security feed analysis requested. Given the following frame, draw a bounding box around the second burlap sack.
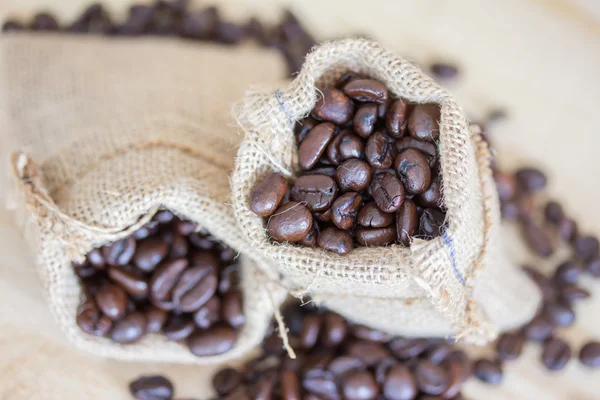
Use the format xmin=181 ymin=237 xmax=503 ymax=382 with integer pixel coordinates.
xmin=1 ymin=34 xmax=287 ymax=363
xmin=232 ymin=38 xmax=541 ymax=344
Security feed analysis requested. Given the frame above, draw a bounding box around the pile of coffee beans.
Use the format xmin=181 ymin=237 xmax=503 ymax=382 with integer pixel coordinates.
xmin=1 ymin=1 xmax=315 ymax=76
xmin=74 ymin=210 xmax=244 ymax=357
xmin=250 ymin=73 xmax=445 ymax=254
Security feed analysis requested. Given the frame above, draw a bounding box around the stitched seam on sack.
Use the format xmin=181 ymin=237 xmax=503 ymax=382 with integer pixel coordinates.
xmin=275 ymin=89 xmax=294 ymax=126
xmin=441 ymin=230 xmax=465 ymax=286
xmin=45 ymin=139 xmax=228 ymax=196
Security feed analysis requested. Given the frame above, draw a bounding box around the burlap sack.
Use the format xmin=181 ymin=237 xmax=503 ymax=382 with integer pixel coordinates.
xmin=231 ymin=38 xmax=541 ymax=344
xmin=1 ymin=34 xmax=287 ymax=363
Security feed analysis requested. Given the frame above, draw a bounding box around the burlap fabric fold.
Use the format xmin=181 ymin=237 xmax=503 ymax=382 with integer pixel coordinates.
xmin=1 ymin=34 xmax=287 ymax=363
xmin=231 ymin=38 xmax=541 ymax=344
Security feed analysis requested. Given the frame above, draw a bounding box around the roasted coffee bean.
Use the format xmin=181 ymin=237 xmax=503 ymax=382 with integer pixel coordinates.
xmin=312 ymin=88 xmax=354 ymax=125
xmin=357 ymin=201 xmax=394 ymax=228
xmin=149 ymin=258 xmax=188 ymax=310
xmin=544 ymin=302 xmax=575 ymax=327
xmin=430 ymin=62 xmax=459 ymax=79
xmin=442 ymin=359 xmax=465 ymax=399
xmin=331 ymin=192 xmax=363 ymax=230
xmin=213 ymin=367 xmax=242 ymax=396
xmin=299 ymin=225 xmax=319 ymax=247
xmin=408 ymin=104 xmax=440 ymax=141
xmin=573 ymin=235 xmax=600 ymax=261
xmin=133 ymin=222 xmax=160 ymax=240
xmin=553 ymin=261 xmax=583 ymax=284
xmin=494 ymin=171 xmax=517 ymax=201
xmin=163 ymin=315 xmax=195 ymax=340
xmin=108 ymin=266 xmax=148 ymax=298
xmin=74 ymin=262 xmax=98 ymax=279
xmin=249 ymin=369 xmax=277 ymax=399
xmin=172 ymin=266 xmax=218 ymax=312
xmin=111 ymin=312 xmax=147 ymax=344
xmin=587 ymin=257 xmax=600 ymax=277
xmin=544 ymin=201 xmax=564 ymax=225
xmin=31 ymin=12 xmax=59 ymax=31
xmin=416 ymin=176 xmax=442 ymax=208
xmin=299 ymin=122 xmax=337 ymax=170
xmin=370 ymin=172 xmax=404 ymax=213
xmin=473 ymin=359 xmax=503 ymax=385
xmin=250 ymin=172 xmax=288 ymax=217
xmin=321 ymin=312 xmax=347 ymax=347
xmin=102 ymin=236 xmax=136 ymax=266
xmin=351 ymin=325 xmax=392 ymax=342
xmin=342 ymin=371 xmax=379 ymax=400
xmin=396 ymin=199 xmax=418 ymax=246
xmin=146 ymin=306 xmax=168 ymax=333
xmin=365 ymin=131 xmax=394 ymax=169
xmin=419 ymin=208 xmax=445 ymax=239
xmin=338 ymin=132 xmax=364 ymax=160
xmin=188 ymin=325 xmax=237 ymax=356
xmin=328 ymin=356 xmax=366 ymax=377
xmin=389 ymin=338 xmax=431 ymax=359
xmin=96 ymin=283 xmax=128 ymax=320
xmin=353 ymin=103 xmax=378 ymax=138
xmin=2 ymin=20 xmax=24 ymax=32
xmin=87 ymin=248 xmax=106 ymax=269
xmin=175 ymin=219 xmax=197 ymax=236
xmin=193 ymin=295 xmax=221 ymax=329
xmin=522 ymin=266 xmax=556 ymax=301
xmin=395 ymin=137 xmax=437 ymax=159
xmin=153 ymin=210 xmax=175 ymax=224
xmin=129 ymin=375 xmax=174 ymax=400
xmin=395 ymin=148 xmax=432 ymax=194
xmin=76 ymin=298 xmax=113 ymax=337
xmin=318 ymin=227 xmax=354 ymax=254
xmin=314 ymin=208 xmax=333 ymax=222
xmin=217 ymin=22 xmax=245 ymax=44
xmin=222 ymin=291 xmax=245 ymax=329
xmin=180 ymin=6 xmax=219 ymax=39
xmin=346 ymin=341 xmax=390 ymax=366
xmin=343 ymin=79 xmax=388 ymax=103
xmin=267 ymin=202 xmax=313 ymax=243
xmin=326 ymin=129 xmax=347 ymax=165
xmin=219 ymin=264 xmax=240 ymax=294
xmin=386 ymin=99 xmax=409 ymax=138
xmin=558 ymin=218 xmax=578 ymax=242
xmin=189 ymin=250 xmax=220 ymax=269
xmin=579 ymin=341 xmax=600 ymax=368
xmin=300 ymin=313 xmax=322 ymax=349
xmin=558 ymin=284 xmax=590 ymax=304
xmin=516 ymin=167 xmax=547 ymax=192
xmin=335 ymin=159 xmax=372 ymax=192
xmin=188 ymin=232 xmax=218 ymax=250
xmin=291 ymin=175 xmax=338 ymax=212
xmin=425 ymin=344 xmax=452 ymax=365
xmin=355 ymin=226 xmax=396 ymax=246
xmin=542 ymin=337 xmax=571 ymax=371
xmin=496 ymin=332 xmax=524 ymax=361
xmin=414 ymin=360 xmax=449 ymax=395
xmin=302 ymin=370 xmax=339 ymax=398
xmin=279 ymin=369 xmax=301 ymax=399
xmin=522 ymin=315 xmax=553 ymax=342
xmin=379 ymin=365 xmax=416 ymax=400
xmin=169 ymin=234 xmax=188 ymax=259
xmin=304 ymin=351 xmax=334 ymax=375
xmin=118 ymin=4 xmax=154 ymax=35
xmin=295 ymin=117 xmax=319 ymax=143
xmin=522 ymin=220 xmax=553 ymax=257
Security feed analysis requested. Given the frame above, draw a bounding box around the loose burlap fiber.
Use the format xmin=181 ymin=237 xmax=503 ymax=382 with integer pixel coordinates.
xmin=231 ymin=38 xmax=541 ymax=344
xmin=1 ymin=34 xmax=287 ymax=363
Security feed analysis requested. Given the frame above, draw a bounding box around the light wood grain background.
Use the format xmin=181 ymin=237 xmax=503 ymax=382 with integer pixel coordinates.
xmin=1 ymin=1 xmax=600 ymax=399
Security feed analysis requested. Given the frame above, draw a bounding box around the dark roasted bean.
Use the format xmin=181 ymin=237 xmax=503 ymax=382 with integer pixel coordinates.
xmin=300 ymin=313 xmax=322 ymax=349
xmin=312 ymin=88 xmax=354 ymax=125
xmin=351 ymin=325 xmax=392 ymax=342
xmin=31 ymin=12 xmax=59 ymax=31
xmin=473 ymin=359 xmax=503 ymax=385
xmin=346 ymin=341 xmax=390 ymax=366
xmin=331 ymin=192 xmax=362 ymax=230
xmin=544 ymin=302 xmax=575 ymax=327
xmin=389 ymin=338 xmax=431 ymax=359
xmin=222 ymin=291 xmax=245 ymax=329
xmin=542 ymin=337 xmax=571 ymax=371
xmin=522 ymin=266 xmax=556 ymax=301
xmin=280 ymin=369 xmax=301 ymax=399
xmin=96 ymin=283 xmax=128 ymax=320
xmin=522 ymin=315 xmax=553 ymax=342
xmin=213 ymin=368 xmax=242 ymax=396
xmin=318 ymin=227 xmax=354 ymax=254
xmin=163 ymin=314 xmax=195 ymax=341
xmin=111 ymin=312 xmax=147 ymax=344
xmin=365 ymin=131 xmax=394 ymax=169
xmin=355 ymin=226 xmax=396 ymax=246
xmin=102 ymin=236 xmax=136 ymax=266
xmin=335 ymin=159 xmax=372 ymax=192
xmin=587 ymin=258 xmax=600 ymax=277
xmin=295 ymin=117 xmax=319 ymax=143
xmin=342 ymin=371 xmax=379 ymax=400
xmin=441 ymin=359 xmax=465 ymax=399
xmin=558 ymin=284 xmax=590 ymax=304
xmin=76 ymin=298 xmax=113 ymax=337
xmin=516 ymin=167 xmax=547 ymax=192
xmin=382 ymin=365 xmax=417 ymax=400
xmin=430 ymin=62 xmax=459 ymax=79
xmin=193 ymin=295 xmax=221 ymax=329
xmin=146 ymin=306 xmax=167 ymax=333
xmin=219 ymin=264 xmax=240 ymax=294
xmin=2 ymin=20 xmax=24 ymax=32
xmin=169 ymin=234 xmax=189 ymax=259
xmin=175 ymin=219 xmax=196 ymax=236
xmin=180 ymin=6 xmax=219 ymax=39
xmin=558 ymin=218 xmax=578 ymax=242
xmin=574 ymin=235 xmax=600 ymax=261
xmin=343 ymin=79 xmax=388 ymax=103
xmin=395 ymin=137 xmax=437 ymax=159
xmin=414 ymin=361 xmax=449 ymax=395
xmin=395 ymin=148 xmax=431 ymax=194
xmin=149 ymin=258 xmax=188 ymax=311
xmin=250 ymin=172 xmax=289 ymax=217
xmin=328 ymin=356 xmax=366 ymax=377
xmin=353 ymin=103 xmax=378 ymax=138
xmin=386 ymin=99 xmax=409 ymax=138
xmin=267 ymin=202 xmax=313 ymax=243
xmin=299 ymin=122 xmax=337 ymax=170
xmin=370 ymin=172 xmax=404 ymax=213
xmin=129 ymin=375 xmax=174 ymax=400
xmin=188 ymin=325 xmax=237 ymax=356
xmin=408 ymin=104 xmax=440 ymax=141
xmin=522 ymin=220 xmax=553 ymax=257
xmin=396 ymin=199 xmax=418 ymax=246
xmin=336 ymin=71 xmax=365 ymax=89
xmin=108 ymin=266 xmax=148 ymax=298
xmin=416 ymin=176 xmax=442 ymax=208
xmin=544 ymin=201 xmax=564 ymax=225
xmin=579 ymin=342 xmax=600 ymax=368
xmin=291 ymin=175 xmax=338 ymax=212
xmin=496 ymin=332 xmax=524 ymax=361
xmin=302 ymin=370 xmax=338 ymax=398
xmin=357 ymin=201 xmax=394 ymax=228
xmin=494 ymin=171 xmax=517 ymax=201
xmin=299 ymin=224 xmax=319 ymax=247
xmin=338 ymin=132 xmax=364 ymax=160
xmin=320 ymin=312 xmax=347 ymax=347
xmin=553 ymin=261 xmax=583 ymax=284
xmin=419 ymin=208 xmax=446 ymax=239
xmin=172 ymin=266 xmax=218 ymax=312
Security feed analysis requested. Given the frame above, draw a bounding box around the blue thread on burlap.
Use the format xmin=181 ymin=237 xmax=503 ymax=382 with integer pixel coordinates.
xmin=442 ymin=229 xmax=466 ymax=286
xmin=275 ymin=89 xmax=294 ymax=125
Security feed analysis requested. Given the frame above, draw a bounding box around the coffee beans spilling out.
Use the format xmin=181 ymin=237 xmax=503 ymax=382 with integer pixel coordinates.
xmin=250 ymin=74 xmax=446 ymax=254
xmin=74 ymin=210 xmax=244 ymax=357
xmin=1 ymin=1 xmax=315 ymax=77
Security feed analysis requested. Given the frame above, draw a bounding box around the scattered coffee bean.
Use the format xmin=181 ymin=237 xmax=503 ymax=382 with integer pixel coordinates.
xmin=496 ymin=332 xmax=524 ymax=361
xmin=573 ymin=235 xmax=600 ymax=262
xmin=213 ymin=367 xmax=243 ymax=396
xmin=429 ymin=62 xmax=459 ymax=79
xmin=414 ymin=360 xmax=450 ymax=395
xmin=541 ymin=337 xmax=571 ymax=371
xmin=544 ymin=301 xmax=575 ymax=327
xmin=342 ymin=371 xmax=379 ymax=400
xmin=473 ymin=359 xmax=503 ymax=385
xmin=522 ymin=220 xmax=553 ymax=257
xmin=382 ymin=365 xmax=417 ymax=400
xmin=515 ymin=167 xmax=547 ymax=192
xmin=129 ymin=375 xmax=174 ymax=400
xmin=522 ymin=315 xmax=554 ymax=342
xmin=579 ymin=341 xmax=600 ymax=368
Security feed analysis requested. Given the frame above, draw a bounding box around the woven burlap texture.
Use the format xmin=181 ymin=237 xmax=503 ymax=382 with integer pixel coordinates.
xmin=1 ymin=34 xmax=287 ymax=364
xmin=232 ymin=38 xmax=540 ymax=344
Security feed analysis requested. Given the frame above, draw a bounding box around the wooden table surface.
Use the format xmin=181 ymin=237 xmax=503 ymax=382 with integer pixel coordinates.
xmin=1 ymin=1 xmax=600 ymax=399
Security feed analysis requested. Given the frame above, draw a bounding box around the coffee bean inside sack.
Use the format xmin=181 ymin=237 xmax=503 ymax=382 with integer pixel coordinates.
xmin=250 ymin=73 xmax=446 ymax=254
xmin=74 ymin=210 xmax=243 ymax=357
